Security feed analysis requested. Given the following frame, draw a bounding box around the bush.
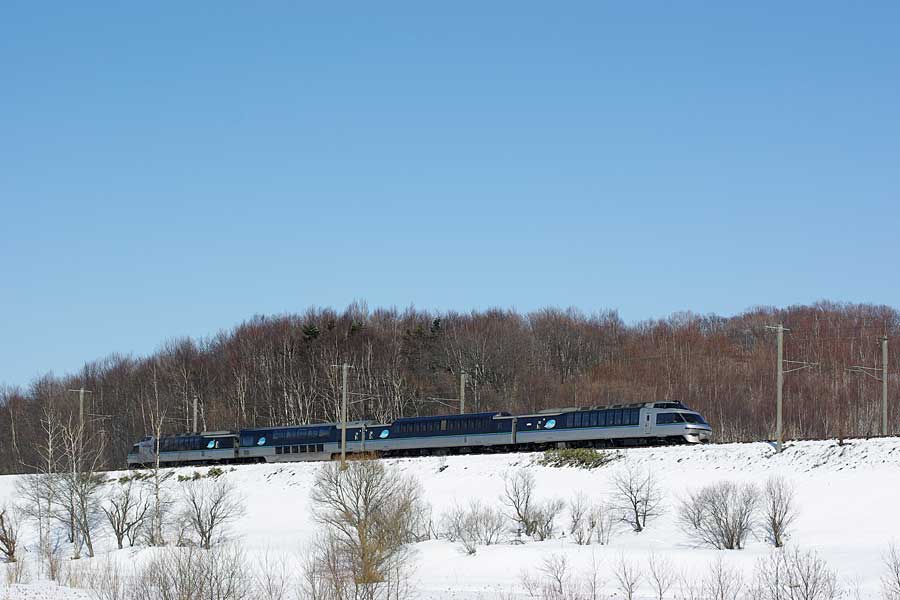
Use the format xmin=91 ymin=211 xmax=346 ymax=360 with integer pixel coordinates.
xmin=678 ymin=481 xmax=758 ymax=550
xmin=762 ymin=476 xmax=797 ymax=548
xmin=539 ymin=448 xmax=616 ymax=469
xmin=440 ymin=500 xmax=507 ymax=554
xmin=177 ymin=471 xmax=204 ymax=482
xmin=311 ymin=459 xmax=422 ymax=592
xmin=751 ymin=547 xmax=840 ymax=600
xmin=133 ymin=545 xmax=249 ymax=600
xmin=501 ymin=470 xmax=565 ymax=541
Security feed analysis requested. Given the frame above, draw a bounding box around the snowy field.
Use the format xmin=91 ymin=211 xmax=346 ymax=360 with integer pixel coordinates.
xmin=1 ymin=437 xmax=899 ymax=599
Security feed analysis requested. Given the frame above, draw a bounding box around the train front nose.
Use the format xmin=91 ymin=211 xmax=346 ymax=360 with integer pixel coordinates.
xmin=684 ymin=426 xmax=712 ymax=444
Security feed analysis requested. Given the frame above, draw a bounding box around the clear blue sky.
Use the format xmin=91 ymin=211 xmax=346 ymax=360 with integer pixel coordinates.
xmin=2 ymin=2 xmax=899 ymax=387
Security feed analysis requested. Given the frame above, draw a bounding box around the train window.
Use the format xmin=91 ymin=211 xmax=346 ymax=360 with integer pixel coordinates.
xmin=613 ymin=410 xmax=622 ymax=426
xmin=683 ymin=413 xmax=707 ymax=424
xmin=316 ymin=444 xmax=324 ymax=452
xmin=599 ymin=411 xmax=608 ymax=427
xmin=275 ymin=447 xmax=283 ymax=455
xmin=441 ymin=420 xmax=447 ymax=432
xmin=292 ymin=446 xmax=298 ymax=453
xmin=589 ymin=412 xmax=597 ymax=427
xmin=574 ymin=413 xmax=582 ymax=427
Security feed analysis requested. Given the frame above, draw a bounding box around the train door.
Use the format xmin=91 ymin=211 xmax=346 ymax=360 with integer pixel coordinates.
xmin=642 ymin=411 xmax=652 ymax=435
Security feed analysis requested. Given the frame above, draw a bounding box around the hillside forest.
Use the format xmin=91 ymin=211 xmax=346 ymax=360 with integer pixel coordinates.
xmin=0 ymin=301 xmax=897 ymax=473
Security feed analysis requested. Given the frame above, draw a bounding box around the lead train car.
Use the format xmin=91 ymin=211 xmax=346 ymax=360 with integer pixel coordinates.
xmin=127 ymin=401 xmax=711 ymax=467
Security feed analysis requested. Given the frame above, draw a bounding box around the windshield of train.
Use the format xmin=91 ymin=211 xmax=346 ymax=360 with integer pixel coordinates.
xmin=682 ymin=413 xmax=707 ymax=424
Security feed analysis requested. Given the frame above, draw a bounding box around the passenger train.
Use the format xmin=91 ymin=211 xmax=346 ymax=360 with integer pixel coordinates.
xmin=126 ymin=401 xmax=712 ymax=467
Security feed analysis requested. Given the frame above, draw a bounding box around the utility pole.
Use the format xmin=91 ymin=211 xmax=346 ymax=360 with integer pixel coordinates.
xmin=341 ymin=363 xmax=349 ymax=469
xmin=771 ymin=325 xmax=785 ymax=453
xmin=884 ymin=336 xmax=889 ymax=436
xmin=848 ymin=336 xmax=889 ymax=436
xmin=67 ymin=388 xmax=93 ymax=460
xmin=66 ymin=387 xmax=91 ymax=559
xmin=332 ymin=363 xmax=353 ymax=470
xmin=765 ymin=325 xmax=817 ymax=453
xmin=459 ymin=371 xmax=467 ymax=415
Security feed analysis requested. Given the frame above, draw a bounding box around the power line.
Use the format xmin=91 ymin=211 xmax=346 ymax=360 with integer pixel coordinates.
xmin=765 ymin=325 xmax=818 ymax=453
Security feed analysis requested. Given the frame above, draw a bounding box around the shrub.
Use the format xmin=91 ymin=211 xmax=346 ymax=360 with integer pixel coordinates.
xmin=678 ymin=481 xmax=758 ymax=550
xmin=539 ymin=448 xmax=616 ymax=469
xmin=440 ymin=500 xmax=507 ymax=554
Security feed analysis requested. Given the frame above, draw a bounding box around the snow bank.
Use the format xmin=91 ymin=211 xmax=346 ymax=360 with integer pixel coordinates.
xmin=1 ymin=437 xmax=898 ymax=599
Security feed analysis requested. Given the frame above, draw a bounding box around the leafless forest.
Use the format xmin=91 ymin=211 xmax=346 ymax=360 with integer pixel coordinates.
xmin=0 ymin=301 xmax=897 ymax=473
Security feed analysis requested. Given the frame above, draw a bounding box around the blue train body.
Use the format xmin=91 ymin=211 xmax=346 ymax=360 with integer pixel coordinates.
xmin=127 ymin=402 xmax=711 ymax=467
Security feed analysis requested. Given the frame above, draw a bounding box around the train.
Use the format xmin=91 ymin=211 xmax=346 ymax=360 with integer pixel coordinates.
xmin=126 ymin=401 xmax=712 ymax=468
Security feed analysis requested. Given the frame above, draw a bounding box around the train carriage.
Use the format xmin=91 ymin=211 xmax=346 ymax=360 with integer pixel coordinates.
xmin=126 ymin=401 xmax=712 ymax=468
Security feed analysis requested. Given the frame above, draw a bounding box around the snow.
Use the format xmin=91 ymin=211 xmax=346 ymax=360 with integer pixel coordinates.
xmin=1 ymin=437 xmax=899 ymax=599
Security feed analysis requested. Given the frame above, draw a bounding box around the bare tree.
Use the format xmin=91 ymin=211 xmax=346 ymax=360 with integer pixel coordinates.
xmin=502 ymin=470 xmax=538 ymax=538
xmin=440 ymin=500 xmax=506 ymax=554
xmin=4 ymin=555 xmax=30 ymax=586
xmin=254 ymin=548 xmax=291 ymax=600
xmin=613 ymin=555 xmax=642 ymax=600
xmin=677 ymin=481 xmax=758 ymax=549
xmin=84 ymin=555 xmax=127 ymax=600
xmin=56 ymin=411 xmax=107 ymax=559
xmin=884 ymin=543 xmax=900 ymax=600
xmin=647 ymin=553 xmax=676 ymax=600
xmin=16 ymin=401 xmax=64 ymax=571
xmin=523 ymin=554 xmax=571 ymax=600
xmin=763 ymin=476 xmax=798 ymax=548
xmin=568 ymin=493 xmax=592 ymax=545
xmin=0 ymin=504 xmax=21 ymax=563
xmin=132 ymin=544 xmax=249 ymax=600
xmin=180 ymin=476 xmax=246 ymax=549
xmin=702 ymin=557 xmax=744 ymax=600
xmin=612 ymin=462 xmax=663 ymax=532
xmin=532 ymin=498 xmax=564 ymax=542
xmin=310 ymin=458 xmax=421 ymax=599
xmin=102 ymin=477 xmax=150 ymax=549
xmin=674 ymin=574 xmax=704 ymax=600
xmin=147 ymin=372 xmax=169 ymax=547
xmin=751 ymin=547 xmax=840 ymax=600
xmin=521 ymin=553 xmax=603 ymax=600
xmin=589 ymin=501 xmax=617 ymax=545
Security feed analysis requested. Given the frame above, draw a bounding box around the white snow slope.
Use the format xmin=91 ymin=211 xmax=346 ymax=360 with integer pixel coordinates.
xmin=1 ymin=437 xmax=899 ymax=599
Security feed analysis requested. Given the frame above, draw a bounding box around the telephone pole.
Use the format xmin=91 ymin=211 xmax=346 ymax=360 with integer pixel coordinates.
xmin=884 ymin=336 xmax=889 ymax=435
xmin=332 ymin=363 xmax=353 ymax=470
xmin=66 ymin=387 xmax=91 ymax=558
xmin=848 ymin=336 xmax=889 ymax=436
xmin=67 ymin=387 xmax=93 ymax=449
xmin=459 ymin=371 xmax=467 ymax=415
xmin=766 ymin=325 xmax=817 ymax=452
